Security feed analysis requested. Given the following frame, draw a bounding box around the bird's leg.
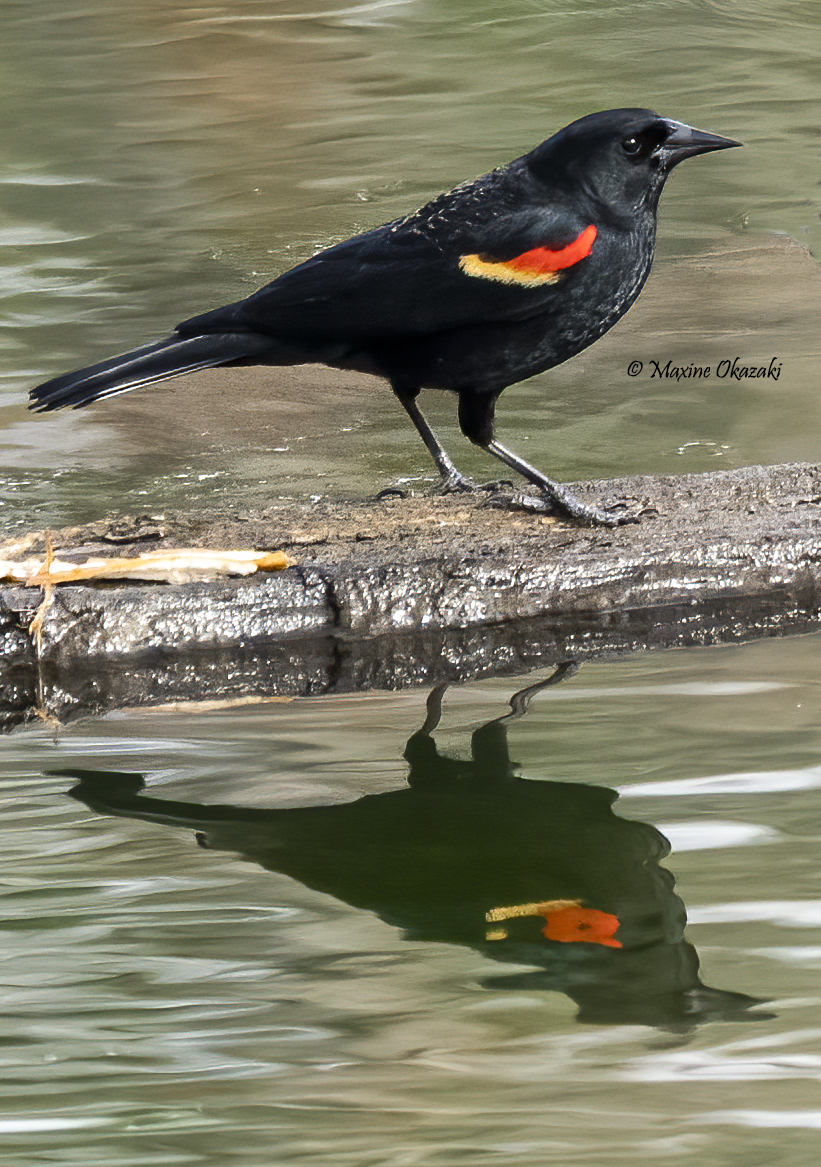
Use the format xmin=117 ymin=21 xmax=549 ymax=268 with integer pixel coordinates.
xmin=420 ymin=683 xmax=448 ymax=735
xmin=499 ymin=661 xmax=579 ymax=724
xmin=390 ymin=382 xmax=475 ymax=492
xmin=485 ymin=439 xmax=623 ymax=526
xmin=457 ymin=391 xmax=624 ymax=527
xmin=469 ymin=661 xmax=579 ymax=777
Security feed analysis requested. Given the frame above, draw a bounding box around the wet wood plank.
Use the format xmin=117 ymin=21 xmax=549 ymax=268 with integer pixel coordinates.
xmin=2 ymin=460 xmax=820 ymax=729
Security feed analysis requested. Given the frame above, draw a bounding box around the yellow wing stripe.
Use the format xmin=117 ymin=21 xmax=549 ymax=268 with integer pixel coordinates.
xmin=459 ymin=254 xmax=563 ymax=286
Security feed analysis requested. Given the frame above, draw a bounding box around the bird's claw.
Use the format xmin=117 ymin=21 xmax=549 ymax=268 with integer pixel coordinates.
xmin=438 ymin=474 xmax=515 ymax=496
xmin=504 ymin=491 xmax=638 ymax=527
xmin=437 ymin=470 xmax=478 ymax=494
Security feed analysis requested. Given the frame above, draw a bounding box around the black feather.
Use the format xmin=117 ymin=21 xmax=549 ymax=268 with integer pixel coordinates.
xmin=30 ymin=332 xmax=273 ymax=412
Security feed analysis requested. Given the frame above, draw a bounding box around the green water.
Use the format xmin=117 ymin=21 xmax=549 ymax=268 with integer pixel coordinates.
xmin=5 ymin=639 xmax=821 ymax=1164
xmin=2 ymin=1 xmax=821 ymax=1163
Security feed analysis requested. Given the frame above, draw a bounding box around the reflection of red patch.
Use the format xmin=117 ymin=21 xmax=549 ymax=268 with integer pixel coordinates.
xmin=541 ymin=906 xmax=622 ymax=948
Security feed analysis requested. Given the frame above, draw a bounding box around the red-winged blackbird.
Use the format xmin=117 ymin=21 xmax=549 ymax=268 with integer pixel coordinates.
xmin=30 ymin=109 xmax=739 ymax=525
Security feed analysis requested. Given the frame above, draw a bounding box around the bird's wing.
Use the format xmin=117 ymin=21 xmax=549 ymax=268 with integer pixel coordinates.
xmin=177 ymin=204 xmax=599 ymax=343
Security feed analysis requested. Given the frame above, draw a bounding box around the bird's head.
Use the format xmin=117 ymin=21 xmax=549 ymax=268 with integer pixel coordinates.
xmin=526 ymin=108 xmax=740 ymax=220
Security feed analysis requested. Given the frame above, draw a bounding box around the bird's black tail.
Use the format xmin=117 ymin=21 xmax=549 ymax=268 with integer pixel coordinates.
xmin=28 ymin=330 xmax=274 ymax=412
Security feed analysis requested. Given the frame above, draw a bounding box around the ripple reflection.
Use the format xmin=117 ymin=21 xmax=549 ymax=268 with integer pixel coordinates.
xmin=60 ymin=663 xmax=765 ymax=1031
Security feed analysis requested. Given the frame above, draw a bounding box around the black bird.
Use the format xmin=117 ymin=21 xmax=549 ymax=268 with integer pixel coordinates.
xmin=29 ymin=109 xmax=739 ymax=525
xmin=58 ymin=669 xmax=766 ymax=1029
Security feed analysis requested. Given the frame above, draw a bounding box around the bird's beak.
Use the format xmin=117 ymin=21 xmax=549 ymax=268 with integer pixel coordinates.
xmin=661 ymin=120 xmax=742 ymax=163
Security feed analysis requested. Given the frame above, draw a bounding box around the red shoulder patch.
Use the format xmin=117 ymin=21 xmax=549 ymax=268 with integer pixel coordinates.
xmin=506 ymin=224 xmax=597 ymax=276
xmin=460 ymin=225 xmax=597 ymax=286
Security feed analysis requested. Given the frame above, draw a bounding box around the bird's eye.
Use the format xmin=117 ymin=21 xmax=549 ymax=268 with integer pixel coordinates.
xmin=620 ymin=125 xmax=668 ymax=161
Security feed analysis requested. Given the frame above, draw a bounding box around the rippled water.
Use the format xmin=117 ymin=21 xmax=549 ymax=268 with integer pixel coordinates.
xmin=3 ymin=637 xmax=821 ymax=1163
xmin=2 ymin=1 xmax=821 ymax=1163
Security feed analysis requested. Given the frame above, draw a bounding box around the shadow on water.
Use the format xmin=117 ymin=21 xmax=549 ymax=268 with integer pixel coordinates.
xmin=59 ymin=663 xmax=767 ymax=1032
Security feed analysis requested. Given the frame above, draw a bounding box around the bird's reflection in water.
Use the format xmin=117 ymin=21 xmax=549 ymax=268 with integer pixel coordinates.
xmin=61 ymin=663 xmax=765 ymax=1030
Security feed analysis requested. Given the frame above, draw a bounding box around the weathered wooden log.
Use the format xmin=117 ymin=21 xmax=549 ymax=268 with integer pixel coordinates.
xmin=2 ymin=460 xmax=820 ymax=730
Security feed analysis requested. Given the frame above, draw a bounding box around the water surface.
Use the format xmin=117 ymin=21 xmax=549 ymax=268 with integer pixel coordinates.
xmin=3 ymin=637 xmax=821 ymax=1163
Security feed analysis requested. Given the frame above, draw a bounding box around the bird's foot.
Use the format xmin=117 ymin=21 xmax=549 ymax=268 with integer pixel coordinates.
xmin=436 ymin=469 xmax=478 ymax=494
xmin=506 ymin=490 xmax=638 ymax=527
xmin=375 ymin=476 xmax=511 ymax=501
xmin=437 ymin=472 xmax=514 ymax=496
xmin=477 ymin=478 xmax=515 ymax=493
